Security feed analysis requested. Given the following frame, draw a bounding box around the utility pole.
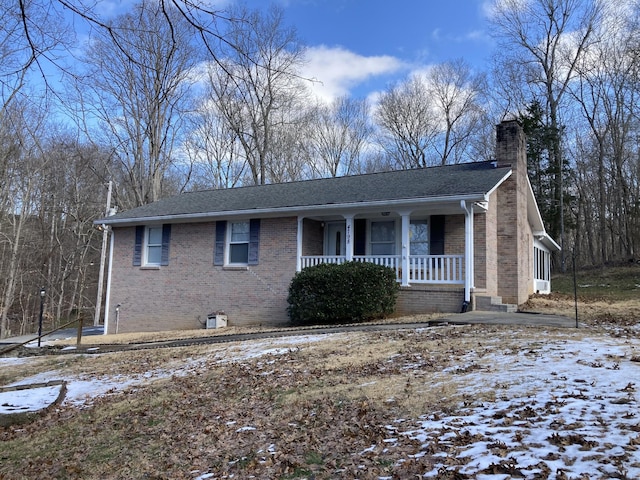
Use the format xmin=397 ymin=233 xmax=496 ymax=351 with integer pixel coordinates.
xmin=94 ymin=181 xmax=113 ymax=327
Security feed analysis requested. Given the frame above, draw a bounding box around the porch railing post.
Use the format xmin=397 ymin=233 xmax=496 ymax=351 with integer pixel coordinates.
xmin=344 ymin=214 xmax=354 ymax=262
xmin=400 ymin=212 xmax=411 ymax=286
xmin=296 ymin=216 xmax=303 ymax=272
xmin=461 ymin=201 xmax=474 ymax=304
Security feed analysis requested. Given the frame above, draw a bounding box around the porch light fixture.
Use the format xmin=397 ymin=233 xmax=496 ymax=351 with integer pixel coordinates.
xmin=381 ymin=212 xmax=390 ymax=216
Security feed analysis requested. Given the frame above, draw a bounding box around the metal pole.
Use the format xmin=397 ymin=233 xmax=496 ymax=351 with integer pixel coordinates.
xmin=37 ymin=287 xmax=45 ymax=347
xmin=94 ymin=181 xmax=113 ymax=326
xmin=76 ymin=316 xmax=84 ymax=346
xmin=573 ymin=249 xmax=578 ymax=328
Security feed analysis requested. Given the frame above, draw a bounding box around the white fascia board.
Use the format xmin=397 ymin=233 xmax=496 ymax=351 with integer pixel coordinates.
xmin=96 ymin=193 xmax=489 ymax=227
xmin=526 ymin=176 xmax=546 ymax=233
xmin=534 ymin=231 xmax=561 ymax=251
xmin=485 ymin=170 xmax=512 ymax=198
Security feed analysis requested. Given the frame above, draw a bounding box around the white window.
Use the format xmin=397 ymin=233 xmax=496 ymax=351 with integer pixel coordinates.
xmin=145 ymin=226 xmax=163 ymax=265
xmin=228 ymin=221 xmax=250 ymax=264
xmin=410 ymin=220 xmax=429 ymax=255
xmin=370 ymin=220 xmax=396 ymax=255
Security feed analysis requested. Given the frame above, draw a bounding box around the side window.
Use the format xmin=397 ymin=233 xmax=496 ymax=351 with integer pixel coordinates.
xmin=370 ymin=220 xmax=396 ymax=255
xmin=215 ymin=219 xmax=260 ymax=266
xmin=133 ymin=224 xmax=171 ymax=266
xmin=410 ymin=220 xmax=428 ymax=255
xmin=228 ymin=221 xmax=250 ymax=264
xmin=145 ymin=226 xmax=163 ymax=265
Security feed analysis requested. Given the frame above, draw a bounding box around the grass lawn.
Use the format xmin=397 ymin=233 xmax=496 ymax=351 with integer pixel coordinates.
xmin=0 ymin=265 xmax=639 ymax=479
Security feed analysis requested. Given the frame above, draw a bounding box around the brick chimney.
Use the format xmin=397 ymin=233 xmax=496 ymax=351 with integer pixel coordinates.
xmin=495 ymin=120 xmax=532 ymax=306
xmin=496 ymin=119 xmax=527 ymax=170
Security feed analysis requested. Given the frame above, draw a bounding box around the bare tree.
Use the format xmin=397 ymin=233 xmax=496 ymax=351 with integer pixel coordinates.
xmin=0 ymin=99 xmax=48 ymax=338
xmin=489 ymin=0 xmax=603 ymax=265
xmin=568 ymin=5 xmax=640 ymax=263
xmin=427 ymin=60 xmax=487 ymax=165
xmin=310 ymin=96 xmax=372 ymax=177
xmin=375 ymin=61 xmax=485 ymax=168
xmin=204 ymin=5 xmax=307 ymax=185
xmin=0 ymin=0 xmax=68 ymax=104
xmin=184 ymin=106 xmax=247 ymax=190
xmin=77 ymin=0 xmax=199 ymax=207
xmin=375 ymin=76 xmax=439 ymax=168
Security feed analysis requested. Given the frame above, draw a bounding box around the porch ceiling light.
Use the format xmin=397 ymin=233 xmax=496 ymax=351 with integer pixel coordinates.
xmin=381 ymin=212 xmax=390 ymax=216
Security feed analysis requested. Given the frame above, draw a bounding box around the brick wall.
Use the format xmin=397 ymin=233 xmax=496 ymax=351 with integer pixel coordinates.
xmin=473 ymin=188 xmax=500 ymax=298
xmin=302 ymin=218 xmax=323 ymax=256
xmin=495 ymin=120 xmax=533 ymax=305
xmin=444 ymin=215 xmax=464 ymax=254
xmin=107 ymin=217 xmax=298 ymax=334
xmin=396 ymin=285 xmax=464 ymax=315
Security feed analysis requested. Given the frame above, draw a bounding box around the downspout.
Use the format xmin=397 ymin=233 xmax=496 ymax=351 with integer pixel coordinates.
xmin=461 ymin=200 xmax=474 ymax=310
xmin=103 ymin=228 xmax=115 ymax=335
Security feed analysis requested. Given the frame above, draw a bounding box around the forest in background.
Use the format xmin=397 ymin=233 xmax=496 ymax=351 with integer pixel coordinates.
xmin=1 ymin=0 xmax=639 ymax=337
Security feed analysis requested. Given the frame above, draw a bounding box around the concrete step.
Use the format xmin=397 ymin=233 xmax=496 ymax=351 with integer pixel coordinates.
xmin=475 ymin=295 xmax=517 ymax=313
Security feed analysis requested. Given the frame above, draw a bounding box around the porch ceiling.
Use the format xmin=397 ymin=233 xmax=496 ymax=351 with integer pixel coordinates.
xmin=302 ymin=201 xmax=473 ymax=222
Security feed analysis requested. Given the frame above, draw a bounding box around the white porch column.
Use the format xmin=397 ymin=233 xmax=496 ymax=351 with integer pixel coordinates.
xmin=296 ymin=216 xmax=303 ymax=272
xmin=344 ymin=214 xmax=354 ymax=261
xmin=400 ymin=211 xmax=411 ymax=286
xmin=461 ymin=201 xmax=474 ymax=304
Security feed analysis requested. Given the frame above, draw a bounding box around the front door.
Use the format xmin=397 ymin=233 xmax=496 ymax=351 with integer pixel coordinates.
xmin=326 ymin=222 xmax=346 ymax=256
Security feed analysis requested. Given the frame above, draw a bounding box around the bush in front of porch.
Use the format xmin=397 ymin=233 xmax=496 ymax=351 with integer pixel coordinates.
xmin=287 ymin=261 xmax=399 ymax=326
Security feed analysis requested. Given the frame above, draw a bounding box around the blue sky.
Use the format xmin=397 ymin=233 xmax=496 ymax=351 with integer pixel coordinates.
xmin=239 ymin=0 xmax=495 ymax=102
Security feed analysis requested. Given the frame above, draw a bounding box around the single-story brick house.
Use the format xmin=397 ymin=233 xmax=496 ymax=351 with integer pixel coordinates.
xmin=97 ymin=120 xmax=559 ymax=334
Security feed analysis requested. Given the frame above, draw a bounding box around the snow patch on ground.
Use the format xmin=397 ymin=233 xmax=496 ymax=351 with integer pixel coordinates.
xmin=393 ymin=336 xmax=640 ymax=479
xmin=0 ymin=334 xmax=338 ymax=413
xmin=2 ymin=331 xmax=639 ymax=478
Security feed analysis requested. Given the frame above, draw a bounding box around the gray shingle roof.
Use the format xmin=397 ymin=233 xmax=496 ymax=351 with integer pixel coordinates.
xmin=101 ymin=161 xmax=511 ymax=224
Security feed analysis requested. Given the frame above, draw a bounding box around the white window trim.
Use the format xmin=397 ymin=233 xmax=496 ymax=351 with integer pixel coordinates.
xmin=409 ymin=219 xmax=429 ymax=256
xmin=143 ymin=225 xmax=163 ymax=266
xmin=369 ymin=219 xmax=397 ymax=256
xmin=225 ymin=220 xmax=250 ymax=266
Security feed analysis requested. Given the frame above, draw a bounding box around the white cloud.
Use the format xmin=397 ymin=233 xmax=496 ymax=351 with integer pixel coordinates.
xmin=301 ymin=45 xmax=407 ymax=104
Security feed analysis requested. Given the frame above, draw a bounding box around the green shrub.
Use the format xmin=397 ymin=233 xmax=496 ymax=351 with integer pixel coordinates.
xmin=287 ymin=261 xmax=399 ymax=326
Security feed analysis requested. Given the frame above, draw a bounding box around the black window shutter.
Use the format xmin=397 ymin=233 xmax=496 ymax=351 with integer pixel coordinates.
xmin=160 ymin=224 xmax=171 ymax=266
xmin=248 ymin=219 xmax=260 ymax=265
xmin=214 ymin=221 xmax=226 ymax=265
xmin=354 ymin=219 xmax=367 ymax=256
xmin=133 ymin=225 xmax=144 ymax=266
xmin=430 ymin=215 xmax=445 ymax=255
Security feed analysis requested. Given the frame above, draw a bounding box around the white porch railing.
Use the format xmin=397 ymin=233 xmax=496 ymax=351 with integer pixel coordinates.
xmin=353 ymin=255 xmax=401 ymax=278
xmin=301 ymin=255 xmax=346 ymax=268
xmin=408 ymin=255 xmax=464 ymax=284
xmin=300 ymin=254 xmax=464 ymax=284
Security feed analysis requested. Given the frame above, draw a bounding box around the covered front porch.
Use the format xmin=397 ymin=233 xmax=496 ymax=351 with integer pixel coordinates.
xmin=294 ymin=200 xmax=480 ymax=305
